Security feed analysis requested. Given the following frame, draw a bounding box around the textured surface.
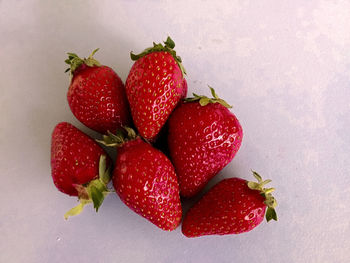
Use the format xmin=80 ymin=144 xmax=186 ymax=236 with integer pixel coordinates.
xmin=182 ymin=178 xmax=266 ymax=237
xmin=51 ymin=122 xmax=108 ymax=196
xmin=168 ymin=102 xmax=243 ymax=197
xmin=1 ymin=1 xmax=350 ymax=262
xmin=126 ymin=51 xmax=185 ymax=140
xmin=68 ymin=65 xmax=130 ymax=134
xmin=114 ymin=138 xmax=182 ymax=231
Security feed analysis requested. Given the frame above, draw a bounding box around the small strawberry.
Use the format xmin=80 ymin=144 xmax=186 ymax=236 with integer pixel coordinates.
xmin=65 ymin=49 xmax=130 ymax=134
xmin=51 ymin=122 xmax=112 ymax=219
xmin=99 ymin=127 xmax=182 ymax=231
xmin=125 ymin=37 xmax=187 ymax=141
xmin=168 ymin=87 xmax=243 ymax=197
xmin=182 ymin=171 xmax=277 ymax=237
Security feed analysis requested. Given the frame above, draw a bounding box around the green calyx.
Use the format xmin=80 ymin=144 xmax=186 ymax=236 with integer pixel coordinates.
xmin=247 ymin=171 xmax=278 ymax=222
xmin=130 ymin=36 xmax=186 ymax=76
xmin=64 ymin=155 xmax=112 ymax=219
xmin=184 ymin=86 xmax=232 ymax=108
xmin=64 ymin=48 xmax=101 ymax=75
xmin=96 ymin=127 xmax=137 ymax=147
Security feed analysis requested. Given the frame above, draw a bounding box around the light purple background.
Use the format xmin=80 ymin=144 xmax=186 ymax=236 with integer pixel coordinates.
xmin=1 ymin=1 xmax=350 ymax=262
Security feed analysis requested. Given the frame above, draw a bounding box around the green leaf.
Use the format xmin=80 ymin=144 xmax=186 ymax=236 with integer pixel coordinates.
xmin=266 ymin=207 xmax=277 ymax=222
xmin=67 ymin=52 xmax=79 ymax=58
xmin=99 ymin=174 xmax=108 ymax=186
xmin=128 ymin=36 xmax=186 ymax=76
xmin=101 ymin=167 xmax=111 ymax=185
xmin=248 ymin=171 xmax=278 ymax=223
xmin=123 ymin=126 xmax=137 ymax=140
xmin=96 ymin=131 xmax=125 ymax=147
xmin=153 ymin=43 xmax=164 ymax=50
xmin=90 ymin=48 xmax=99 ymax=57
xmin=99 ymin=155 xmax=111 ymax=185
xmin=264 ymin=188 xmax=275 ymax=194
xmin=266 ymin=195 xmax=277 ymax=208
xmin=64 ymin=203 xmax=84 ymax=219
xmin=130 ymin=52 xmax=140 ymax=61
xmin=252 ymin=171 xmax=263 ymax=182
xmin=88 ymin=185 xmax=105 ymax=212
xmin=218 ymin=99 xmax=233 ymax=108
xmin=99 ymin=155 xmax=106 ymax=179
xmin=264 ymin=194 xmax=277 ymax=208
xmin=91 ymin=179 xmax=107 ymax=192
xmin=164 ymin=36 xmax=175 ymax=49
xmin=185 ymin=87 xmax=231 ymax=108
xmin=65 ymin=50 xmax=101 ymax=75
xmin=261 ymin=179 xmax=272 ymax=186
xmin=96 ymin=138 xmax=111 ymax=146
xmin=109 ymin=137 xmax=123 ymax=145
xmin=264 ymin=198 xmax=274 ymax=207
xmin=273 ymin=198 xmax=278 ymax=208
xmin=247 ymin=181 xmax=260 ymax=190
xmin=209 ymin=86 xmax=218 ymax=99
xmin=64 ymin=199 xmax=91 ymax=220
xmin=199 ymin=97 xmax=210 ymax=106
xmin=184 ymin=97 xmax=199 ymax=102
xmin=85 ymin=59 xmax=95 ymax=67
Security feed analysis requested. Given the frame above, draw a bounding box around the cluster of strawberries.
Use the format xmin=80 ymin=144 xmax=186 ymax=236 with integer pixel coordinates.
xmin=51 ymin=37 xmax=277 ymax=238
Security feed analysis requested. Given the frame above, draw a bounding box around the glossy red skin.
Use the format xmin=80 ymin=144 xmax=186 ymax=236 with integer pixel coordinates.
xmin=68 ymin=65 xmax=130 ymax=134
xmin=182 ymin=178 xmax=266 ymax=237
xmin=113 ymin=138 xmax=182 ymax=231
xmin=51 ymin=122 xmax=110 ymax=196
xmin=181 ymin=78 xmax=188 ymax=99
xmin=125 ymin=51 xmax=186 ymax=141
xmin=168 ymin=102 xmax=243 ymax=197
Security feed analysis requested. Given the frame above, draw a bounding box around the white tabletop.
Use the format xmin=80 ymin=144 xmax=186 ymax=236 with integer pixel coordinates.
xmin=1 ymin=1 xmax=350 ymax=262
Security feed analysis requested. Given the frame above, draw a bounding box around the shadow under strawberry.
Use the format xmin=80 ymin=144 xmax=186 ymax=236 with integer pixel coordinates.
xmin=152 ymin=122 xmax=171 ymax=157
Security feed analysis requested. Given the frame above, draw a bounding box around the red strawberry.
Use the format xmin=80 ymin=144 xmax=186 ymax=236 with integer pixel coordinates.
xmin=51 ymin=122 xmax=112 ymax=219
xmin=65 ymin=49 xmax=130 ymax=134
xmin=181 ymin=78 xmax=188 ymax=99
xmin=125 ymin=37 xmax=187 ymax=141
xmin=182 ymin=171 xmax=277 ymax=237
xmin=99 ymin=128 xmax=182 ymax=231
xmin=168 ymin=87 xmax=243 ymax=197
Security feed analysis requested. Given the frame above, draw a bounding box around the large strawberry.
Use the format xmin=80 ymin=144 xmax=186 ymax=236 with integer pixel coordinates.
xmin=51 ymin=122 xmax=112 ymax=219
xmin=182 ymin=171 xmax=277 ymax=237
xmin=65 ymin=49 xmax=130 ymax=134
xmin=167 ymin=87 xmax=243 ymax=197
xmin=125 ymin=37 xmax=187 ymax=141
xmin=99 ymin=128 xmax=182 ymax=231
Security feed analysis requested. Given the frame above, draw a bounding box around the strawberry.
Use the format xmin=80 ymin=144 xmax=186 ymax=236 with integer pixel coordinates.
xmin=182 ymin=171 xmax=277 ymax=237
xmin=99 ymin=128 xmax=182 ymax=231
xmin=65 ymin=49 xmax=130 ymax=134
xmin=125 ymin=37 xmax=187 ymax=141
xmin=181 ymin=78 xmax=188 ymax=99
xmin=167 ymin=87 xmax=243 ymax=197
xmin=51 ymin=122 xmax=112 ymax=219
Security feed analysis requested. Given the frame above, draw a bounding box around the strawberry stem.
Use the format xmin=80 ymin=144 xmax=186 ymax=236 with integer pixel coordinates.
xmin=97 ymin=127 xmax=138 ymax=147
xmin=64 ymin=48 xmax=101 ymax=75
xmin=184 ymin=86 xmax=232 ymax=108
xmin=64 ymin=155 xmax=111 ymax=219
xmin=130 ymin=36 xmax=186 ymax=76
xmin=247 ymin=171 xmax=278 ymax=222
